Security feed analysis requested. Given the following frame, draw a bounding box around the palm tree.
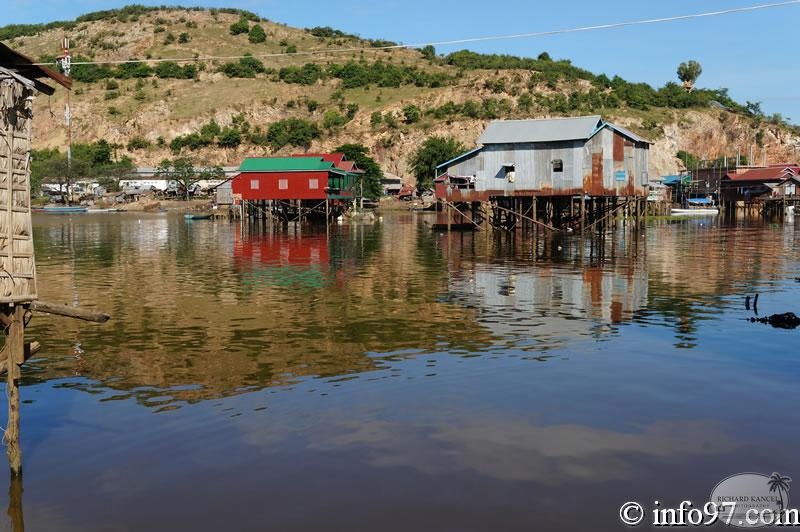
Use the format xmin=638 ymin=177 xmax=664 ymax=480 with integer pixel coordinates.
xmin=768 ymin=472 xmax=792 ymax=511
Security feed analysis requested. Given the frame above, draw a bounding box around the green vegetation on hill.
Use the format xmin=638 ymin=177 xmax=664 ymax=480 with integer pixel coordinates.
xmin=0 ymin=5 xmax=262 ymax=41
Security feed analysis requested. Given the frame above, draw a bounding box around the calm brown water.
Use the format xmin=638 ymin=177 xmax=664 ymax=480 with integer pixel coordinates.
xmin=2 ymin=212 xmax=800 ymax=531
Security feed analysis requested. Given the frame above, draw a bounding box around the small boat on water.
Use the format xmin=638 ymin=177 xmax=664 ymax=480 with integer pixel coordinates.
xmin=32 ymin=206 xmax=88 ymax=214
xmin=671 ymin=197 xmax=719 ymax=216
xmin=184 ymin=212 xmax=213 ymax=220
xmin=671 ymin=207 xmax=720 ymax=216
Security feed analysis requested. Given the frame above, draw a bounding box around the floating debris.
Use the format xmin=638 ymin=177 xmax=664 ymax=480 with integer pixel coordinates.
xmin=750 ymin=313 xmax=800 ymax=329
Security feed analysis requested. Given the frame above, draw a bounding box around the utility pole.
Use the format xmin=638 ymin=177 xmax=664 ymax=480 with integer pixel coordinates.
xmin=57 ymin=37 xmax=72 ymax=205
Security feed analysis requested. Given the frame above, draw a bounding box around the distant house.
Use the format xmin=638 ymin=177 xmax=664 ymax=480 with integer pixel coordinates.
xmin=231 ymin=155 xmax=359 ymax=202
xmin=435 ymin=115 xmax=650 ymax=203
xmin=720 ymin=164 xmax=800 ymax=202
xmin=381 ymin=172 xmax=403 ymax=196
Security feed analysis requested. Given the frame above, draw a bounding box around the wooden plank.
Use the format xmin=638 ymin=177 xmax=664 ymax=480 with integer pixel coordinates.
xmin=30 ymin=301 xmax=111 ymax=323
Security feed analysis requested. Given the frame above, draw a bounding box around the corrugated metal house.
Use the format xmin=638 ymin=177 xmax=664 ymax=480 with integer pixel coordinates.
xmin=720 ymin=164 xmax=800 ymax=201
xmin=435 ymin=116 xmax=650 ymax=203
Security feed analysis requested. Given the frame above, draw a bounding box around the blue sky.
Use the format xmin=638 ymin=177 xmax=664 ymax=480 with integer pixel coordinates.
xmin=4 ymin=0 xmax=800 ymax=121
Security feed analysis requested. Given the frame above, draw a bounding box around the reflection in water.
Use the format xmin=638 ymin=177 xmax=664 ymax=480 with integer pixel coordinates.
xmin=7 ymin=474 xmax=23 ymax=532
xmin=2 ymin=213 xmax=799 ymax=531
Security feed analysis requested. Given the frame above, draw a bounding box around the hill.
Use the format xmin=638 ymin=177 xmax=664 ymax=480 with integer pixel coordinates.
xmin=4 ymin=4 xmax=799 ymax=182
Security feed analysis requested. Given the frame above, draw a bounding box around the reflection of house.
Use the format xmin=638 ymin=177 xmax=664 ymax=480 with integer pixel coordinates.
xmin=720 ymin=164 xmax=800 ymax=202
xmin=435 ymin=116 xmax=650 ymax=203
xmin=447 ymin=266 xmax=648 ymax=343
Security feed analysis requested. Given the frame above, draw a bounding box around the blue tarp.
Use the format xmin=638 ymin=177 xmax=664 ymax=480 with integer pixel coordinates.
xmin=687 ymin=197 xmax=713 ymax=205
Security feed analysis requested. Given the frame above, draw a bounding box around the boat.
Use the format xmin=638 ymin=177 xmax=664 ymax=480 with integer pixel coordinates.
xmin=184 ymin=212 xmax=213 ymax=220
xmin=671 ymin=197 xmax=719 ymax=216
xmin=671 ymin=207 xmax=720 ymax=216
xmin=32 ymin=206 xmax=88 ymax=214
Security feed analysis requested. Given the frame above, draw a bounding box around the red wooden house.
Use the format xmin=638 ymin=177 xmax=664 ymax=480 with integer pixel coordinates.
xmin=231 ymin=154 xmax=360 ymax=222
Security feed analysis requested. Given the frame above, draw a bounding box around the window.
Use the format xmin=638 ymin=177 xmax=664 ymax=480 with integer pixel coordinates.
xmin=250 ymin=179 xmax=259 ymax=190
xmin=552 ymin=159 xmax=563 ymax=172
xmin=279 ymin=179 xmax=288 ymax=190
xmin=309 ymin=178 xmax=319 ymax=190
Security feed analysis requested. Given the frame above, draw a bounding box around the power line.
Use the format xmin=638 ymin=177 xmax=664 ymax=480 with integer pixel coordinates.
xmin=33 ymin=0 xmax=800 ymax=66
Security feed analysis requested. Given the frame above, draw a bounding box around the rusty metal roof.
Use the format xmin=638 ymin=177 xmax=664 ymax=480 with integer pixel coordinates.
xmin=478 ymin=116 xmax=651 ymax=145
xmin=0 ymin=42 xmax=71 ymax=95
xmin=479 ymin=116 xmax=603 ymax=144
xmin=600 ymin=123 xmax=651 ymax=144
xmin=724 ymin=165 xmax=799 ymax=182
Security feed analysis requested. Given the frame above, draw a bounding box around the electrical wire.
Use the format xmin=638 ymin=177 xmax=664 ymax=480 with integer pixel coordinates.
xmin=31 ymin=0 xmax=800 ymax=66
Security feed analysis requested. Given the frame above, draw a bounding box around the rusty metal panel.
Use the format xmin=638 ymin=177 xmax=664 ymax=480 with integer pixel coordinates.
xmin=613 ymin=133 xmax=624 ymax=162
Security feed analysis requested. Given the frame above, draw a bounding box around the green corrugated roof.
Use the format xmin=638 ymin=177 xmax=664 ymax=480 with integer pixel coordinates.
xmin=239 ymin=157 xmax=334 ymax=172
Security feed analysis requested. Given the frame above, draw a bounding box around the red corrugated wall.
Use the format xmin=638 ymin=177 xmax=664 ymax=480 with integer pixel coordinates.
xmin=232 ymin=171 xmax=329 ymax=200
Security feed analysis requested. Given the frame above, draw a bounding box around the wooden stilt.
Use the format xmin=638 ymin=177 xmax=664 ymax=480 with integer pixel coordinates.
xmin=4 ymin=305 xmax=25 ymax=478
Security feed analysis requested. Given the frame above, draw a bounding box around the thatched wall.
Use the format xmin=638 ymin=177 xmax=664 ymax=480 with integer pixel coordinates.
xmin=0 ymin=68 xmax=36 ymax=303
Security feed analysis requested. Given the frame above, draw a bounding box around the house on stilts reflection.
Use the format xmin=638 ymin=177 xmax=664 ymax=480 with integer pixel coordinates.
xmin=434 ymin=116 xmax=651 ymax=231
xmin=231 ymin=153 xmax=361 ymax=224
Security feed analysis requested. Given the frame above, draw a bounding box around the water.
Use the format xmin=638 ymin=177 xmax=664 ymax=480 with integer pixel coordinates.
xmin=3 ymin=212 xmax=799 ymax=531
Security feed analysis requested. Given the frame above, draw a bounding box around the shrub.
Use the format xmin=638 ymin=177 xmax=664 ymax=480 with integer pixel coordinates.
xmin=219 ymin=55 xmax=265 ymax=78
xmin=323 ymin=109 xmax=347 ymax=130
xmin=217 ymin=127 xmax=242 ymax=148
xmin=229 ymin=17 xmax=249 ymax=35
xmin=403 ymin=104 xmax=421 ymax=124
xmin=178 ymin=32 xmax=190 ymax=43
xmin=127 ymin=136 xmax=150 ymax=150
xmin=278 ymin=63 xmax=323 ymax=85
xmin=248 ymin=24 xmax=266 ymax=43
xmin=266 ymin=118 xmax=321 ymax=150
xmin=155 ymin=61 xmax=196 ymax=79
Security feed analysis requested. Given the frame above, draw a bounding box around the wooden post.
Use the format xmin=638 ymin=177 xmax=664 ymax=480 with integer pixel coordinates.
xmin=4 ymin=305 xmax=25 ymax=478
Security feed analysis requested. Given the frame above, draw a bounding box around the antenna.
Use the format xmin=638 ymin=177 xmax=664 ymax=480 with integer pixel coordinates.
xmin=56 ymin=36 xmax=73 ymax=204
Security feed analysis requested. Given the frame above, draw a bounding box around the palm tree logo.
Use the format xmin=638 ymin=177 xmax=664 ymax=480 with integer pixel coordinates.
xmin=768 ymin=472 xmax=792 ymax=511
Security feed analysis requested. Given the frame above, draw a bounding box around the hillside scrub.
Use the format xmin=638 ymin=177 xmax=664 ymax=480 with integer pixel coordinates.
xmin=0 ymin=6 xmax=261 ymax=41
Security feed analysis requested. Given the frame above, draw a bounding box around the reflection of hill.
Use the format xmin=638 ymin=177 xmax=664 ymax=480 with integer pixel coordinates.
xmin=26 ymin=214 xmax=490 ymax=408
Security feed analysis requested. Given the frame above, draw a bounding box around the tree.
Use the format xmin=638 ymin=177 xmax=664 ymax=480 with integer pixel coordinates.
xmin=409 ymin=136 xmax=465 ymax=191
xmin=334 ymin=143 xmax=383 ymax=200
xmin=677 ymin=60 xmax=702 ymax=92
xmin=248 ymin=24 xmax=266 ymax=44
xmin=229 ymin=17 xmax=249 ymax=36
xmin=96 ymin=157 xmax=134 ymax=192
xmin=156 ymin=157 xmax=198 ymax=201
xmin=420 ymin=45 xmax=436 ymax=61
